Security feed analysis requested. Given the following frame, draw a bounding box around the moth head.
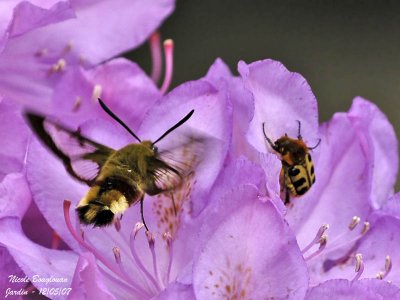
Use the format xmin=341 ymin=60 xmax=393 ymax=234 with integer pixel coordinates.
xmin=76 ymin=201 xmax=115 ymax=227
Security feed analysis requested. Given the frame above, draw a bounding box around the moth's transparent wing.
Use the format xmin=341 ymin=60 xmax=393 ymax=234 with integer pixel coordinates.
xmin=145 ymin=136 xmax=207 ymax=195
xmin=26 ymin=113 xmax=114 ymax=185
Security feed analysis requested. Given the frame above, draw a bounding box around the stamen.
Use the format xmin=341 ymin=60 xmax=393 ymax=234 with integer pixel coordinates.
xmin=79 ymin=55 xmax=86 ymax=65
xmin=160 ymin=39 xmax=174 ymax=95
xmin=385 ymin=255 xmax=392 ymax=275
xmin=348 ymin=216 xmax=361 ymax=230
xmin=376 ymin=272 xmax=384 ymax=280
xmin=301 ymin=224 xmax=329 ymax=254
xmin=304 ymin=235 xmax=328 ymax=261
xmin=51 ymin=231 xmax=61 ymax=249
xmin=35 ymin=48 xmax=48 ymax=57
xmin=352 ymin=253 xmax=364 ymax=282
xmin=63 ymin=200 xmax=132 ymax=285
xmin=50 ymin=58 xmax=66 ymax=73
xmin=163 ymin=232 xmax=174 ymax=285
xmin=112 ymin=246 xmax=153 ymax=296
xmin=113 ymin=247 xmax=122 ymax=264
xmin=321 ymin=218 xmax=370 ymax=257
xmin=146 ymin=231 xmax=163 ymax=288
xmin=377 ymin=255 xmax=392 ymax=280
xmin=63 ymin=41 xmax=73 ymax=53
xmin=361 ymin=222 xmax=370 ymax=235
xmin=92 ymin=84 xmax=102 ymax=101
xmin=149 ymin=32 xmax=162 ymax=83
xmin=133 ymin=222 xmax=144 ymax=240
xmin=72 ymin=96 xmax=82 ymax=112
xmin=114 ymin=218 xmax=121 ymax=232
xmin=129 ymin=227 xmax=161 ymax=292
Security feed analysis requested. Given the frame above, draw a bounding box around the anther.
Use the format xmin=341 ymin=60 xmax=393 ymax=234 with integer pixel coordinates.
xmin=113 ymin=247 xmax=122 ymax=264
xmin=72 ymin=96 xmax=82 ymax=112
xmin=160 ymin=39 xmax=174 ymax=95
xmin=348 ymin=216 xmax=361 ymax=230
xmin=35 ymin=48 xmax=48 ymax=57
xmin=361 ymin=222 xmax=370 ymax=235
xmin=377 ymin=255 xmax=392 ymax=280
xmin=79 ymin=55 xmax=86 ymax=65
xmin=352 ymin=253 xmax=364 ymax=282
xmin=149 ymin=32 xmax=162 ymax=83
xmin=50 ymin=58 xmax=66 ymax=72
xmin=146 ymin=231 xmax=155 ymax=249
xmin=385 ymin=255 xmax=392 ymax=274
xmin=133 ymin=222 xmax=144 ymax=240
xmin=301 ymin=224 xmax=329 ymax=254
xmin=64 ymin=42 xmax=73 ymax=53
xmin=163 ymin=232 xmax=173 ymax=248
xmin=92 ymin=84 xmax=102 ymax=101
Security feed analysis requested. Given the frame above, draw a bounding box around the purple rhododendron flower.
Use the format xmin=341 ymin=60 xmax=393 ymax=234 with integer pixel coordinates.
xmin=0 ymin=0 xmax=175 ymax=109
xmin=1 ymin=4 xmax=400 ymax=298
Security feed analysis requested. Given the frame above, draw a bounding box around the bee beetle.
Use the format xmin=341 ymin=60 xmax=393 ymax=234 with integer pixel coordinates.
xmin=262 ymin=121 xmax=320 ymax=205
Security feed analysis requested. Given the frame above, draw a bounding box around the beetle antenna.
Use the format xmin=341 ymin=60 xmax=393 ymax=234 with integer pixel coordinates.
xmin=296 ymin=120 xmax=303 ymax=140
xmin=262 ymin=123 xmax=278 ymax=151
xmin=153 ymin=110 xmax=194 ymax=145
xmin=308 ymin=139 xmax=321 ymax=150
xmin=98 ymin=98 xmax=142 ymax=143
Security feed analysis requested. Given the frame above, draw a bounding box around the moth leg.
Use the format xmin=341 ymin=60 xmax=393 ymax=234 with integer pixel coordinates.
xmin=140 ymin=196 xmax=149 ymax=231
xmin=170 ymin=191 xmax=177 ymax=216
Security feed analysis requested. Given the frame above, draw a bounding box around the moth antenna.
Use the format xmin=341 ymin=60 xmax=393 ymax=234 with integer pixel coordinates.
xmin=98 ymin=98 xmax=142 ymax=143
xmin=296 ymin=120 xmax=303 ymax=140
xmin=262 ymin=122 xmax=278 ymax=151
xmin=308 ymin=138 xmax=321 ymax=150
xmin=152 ymin=110 xmax=194 ymax=145
xmin=140 ymin=196 xmax=149 ymax=231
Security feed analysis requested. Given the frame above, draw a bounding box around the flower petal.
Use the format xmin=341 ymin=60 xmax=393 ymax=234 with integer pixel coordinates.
xmin=0 ymin=98 xmax=30 ymax=178
xmin=0 ymin=218 xmax=78 ymax=290
xmin=68 ymin=252 xmax=116 ymax=300
xmin=239 ymin=59 xmax=319 ymax=154
xmin=153 ymin=282 xmax=195 ymax=300
xmin=290 ymin=110 xmax=373 ymax=251
xmin=8 ymin=1 xmax=74 ymax=39
xmin=306 ymin=279 xmax=400 ymax=300
xmin=0 ymin=0 xmax=74 ymax=50
xmin=0 ymin=173 xmax=31 ymax=220
xmin=205 ymin=58 xmax=256 ymax=161
xmin=0 ymin=246 xmax=26 ymax=296
xmin=139 ymin=79 xmax=232 ymax=215
xmin=51 ymin=58 xmax=161 ymax=129
xmin=193 ymin=188 xmax=308 ymax=299
xmin=0 ymin=0 xmax=174 ymax=107
xmin=26 ymin=138 xmax=87 ymax=249
xmin=348 ymin=97 xmax=398 ymax=208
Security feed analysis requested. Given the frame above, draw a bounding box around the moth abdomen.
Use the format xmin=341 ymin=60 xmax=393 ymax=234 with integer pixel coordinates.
xmin=76 ymin=177 xmax=142 ymax=226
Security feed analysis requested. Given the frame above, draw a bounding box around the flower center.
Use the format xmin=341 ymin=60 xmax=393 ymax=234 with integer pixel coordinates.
xmin=64 ymin=200 xmax=179 ymax=297
xmin=204 ymin=261 xmax=252 ymax=299
xmin=34 ymin=41 xmax=85 ymax=76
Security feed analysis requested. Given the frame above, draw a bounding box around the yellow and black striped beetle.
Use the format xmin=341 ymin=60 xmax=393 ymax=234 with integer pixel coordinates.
xmin=262 ymin=121 xmax=320 ymax=205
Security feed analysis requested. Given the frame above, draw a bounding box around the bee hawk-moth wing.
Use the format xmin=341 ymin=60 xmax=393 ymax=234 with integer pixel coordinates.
xmin=145 ymin=135 xmax=208 ymax=195
xmin=25 ymin=113 xmax=115 ymax=185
